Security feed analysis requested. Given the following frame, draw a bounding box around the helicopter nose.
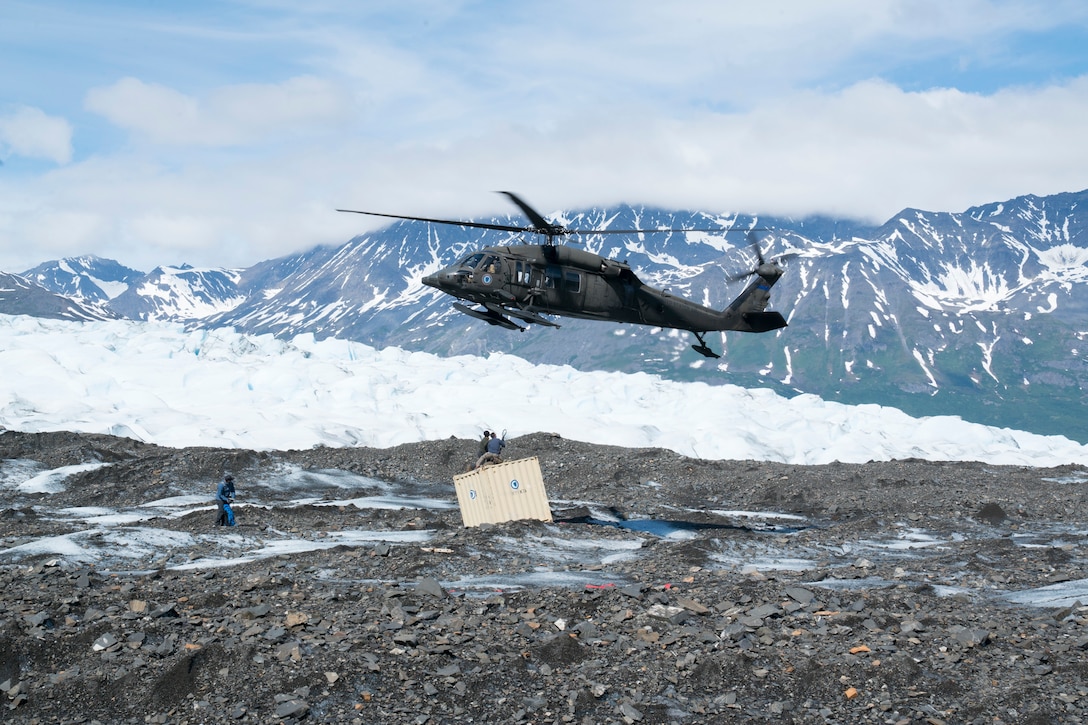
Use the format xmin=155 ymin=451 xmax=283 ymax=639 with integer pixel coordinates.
xmin=423 ymin=270 xmax=461 ymax=289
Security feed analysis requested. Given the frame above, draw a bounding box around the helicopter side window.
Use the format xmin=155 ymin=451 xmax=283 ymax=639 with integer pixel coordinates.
xmin=564 ymin=271 xmax=581 ymax=292
xmin=515 ymin=262 xmax=531 ymax=285
xmin=543 ymin=266 xmax=562 ymax=289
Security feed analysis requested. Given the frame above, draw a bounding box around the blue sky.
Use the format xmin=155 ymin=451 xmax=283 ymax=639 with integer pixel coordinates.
xmin=3 ymin=0 xmax=1088 ymax=272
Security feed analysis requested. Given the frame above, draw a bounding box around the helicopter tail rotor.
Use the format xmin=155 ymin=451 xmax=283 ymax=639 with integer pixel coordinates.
xmin=726 ymin=231 xmax=770 ymax=281
xmin=749 ymin=230 xmax=766 ymax=267
xmin=726 ymin=231 xmax=795 ymax=282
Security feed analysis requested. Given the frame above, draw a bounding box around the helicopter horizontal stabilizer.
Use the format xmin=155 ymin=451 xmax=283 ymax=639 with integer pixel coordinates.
xmin=452 ymin=303 xmax=525 ymax=331
xmin=740 ymin=311 xmax=788 ymax=333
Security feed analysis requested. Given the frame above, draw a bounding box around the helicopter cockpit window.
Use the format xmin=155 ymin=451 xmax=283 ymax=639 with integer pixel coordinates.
xmin=459 ymin=253 xmax=485 ymax=270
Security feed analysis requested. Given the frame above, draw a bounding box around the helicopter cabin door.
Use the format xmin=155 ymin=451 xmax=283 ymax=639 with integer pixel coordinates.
xmin=539 ymin=264 xmax=584 ymax=312
xmin=513 ymin=260 xmax=533 ymax=300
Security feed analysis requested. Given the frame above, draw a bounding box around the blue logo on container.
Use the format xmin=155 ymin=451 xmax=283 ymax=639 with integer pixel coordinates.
xmin=469 ymin=489 xmax=477 ymax=500
xmin=510 ymin=479 xmax=520 ymax=490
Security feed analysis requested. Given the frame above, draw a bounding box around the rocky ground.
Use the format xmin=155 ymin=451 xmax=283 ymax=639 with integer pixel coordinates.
xmin=1 ymin=429 xmax=1087 ymax=724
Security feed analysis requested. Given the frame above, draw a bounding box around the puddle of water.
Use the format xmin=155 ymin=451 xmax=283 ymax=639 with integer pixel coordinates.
xmin=312 ymin=495 xmax=456 ymax=511
xmin=444 ymin=570 xmax=627 ymax=594
xmin=1003 ymin=578 xmax=1088 ymax=608
xmin=708 ymin=509 xmax=807 ymax=522
xmin=579 ymin=517 xmax=701 ymax=539
xmin=808 ymin=576 xmax=899 ymax=591
xmin=737 ymin=557 xmax=816 ymax=573
xmin=1040 ymin=475 xmax=1088 ymax=485
xmin=858 ymin=527 xmax=949 ymax=552
xmin=561 ymin=515 xmax=807 ymax=539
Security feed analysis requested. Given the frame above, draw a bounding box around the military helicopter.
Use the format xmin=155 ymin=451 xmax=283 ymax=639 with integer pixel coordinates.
xmin=337 ymin=192 xmax=788 ymax=358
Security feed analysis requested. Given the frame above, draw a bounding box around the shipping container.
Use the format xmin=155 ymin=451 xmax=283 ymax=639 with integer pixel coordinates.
xmin=452 ymin=457 xmax=552 ymax=527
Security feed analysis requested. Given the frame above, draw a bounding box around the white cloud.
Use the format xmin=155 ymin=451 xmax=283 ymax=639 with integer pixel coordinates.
xmin=3 ymin=1 xmax=1088 ymax=273
xmin=0 ymin=106 xmax=73 ymax=164
xmin=314 ymin=1 xmax=1088 ymax=115
xmin=84 ymin=76 xmax=350 ymax=146
xmin=4 ymin=73 xmax=1088 ymax=276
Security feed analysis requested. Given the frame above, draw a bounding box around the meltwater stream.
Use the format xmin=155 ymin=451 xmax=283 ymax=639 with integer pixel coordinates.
xmin=2 ymin=461 xmax=1086 ymax=607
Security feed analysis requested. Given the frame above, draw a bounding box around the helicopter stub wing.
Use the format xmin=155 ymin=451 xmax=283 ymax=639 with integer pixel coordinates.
xmin=496 ymin=305 xmax=561 ymax=328
xmin=452 ymin=303 xmax=524 ymax=331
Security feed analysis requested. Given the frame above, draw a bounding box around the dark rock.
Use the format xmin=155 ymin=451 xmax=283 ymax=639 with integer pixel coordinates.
xmin=273 ymin=698 xmax=309 ymax=718
xmin=975 ymin=502 xmax=1007 ymax=525
xmin=414 ymin=576 xmax=446 ymax=599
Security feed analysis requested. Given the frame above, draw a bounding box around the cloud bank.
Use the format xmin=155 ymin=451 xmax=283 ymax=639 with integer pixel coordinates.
xmin=1 ymin=1 xmax=1087 ymax=272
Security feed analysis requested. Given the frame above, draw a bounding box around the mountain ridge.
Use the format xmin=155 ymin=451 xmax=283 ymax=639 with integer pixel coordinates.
xmin=6 ymin=188 xmax=1088 ymax=442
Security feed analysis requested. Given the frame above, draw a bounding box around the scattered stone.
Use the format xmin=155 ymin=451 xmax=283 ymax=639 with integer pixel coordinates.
xmin=149 ymin=602 xmax=178 ymax=618
xmin=243 ymin=603 xmax=271 ymax=618
xmin=785 ymin=587 xmax=815 ymax=605
xmin=0 ymin=430 xmax=1085 ymax=724
xmin=91 ymin=633 xmax=119 ymax=652
xmin=414 ymin=576 xmax=447 ymax=599
xmin=284 ymin=611 xmax=308 ymax=627
xmin=273 ymin=697 xmax=309 ymax=719
xmin=950 ymin=626 xmax=991 ymax=648
xmin=646 ymin=603 xmax=685 ymax=621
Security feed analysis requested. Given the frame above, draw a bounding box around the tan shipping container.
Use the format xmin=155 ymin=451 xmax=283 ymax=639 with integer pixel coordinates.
xmin=452 ymin=457 xmax=553 ymax=527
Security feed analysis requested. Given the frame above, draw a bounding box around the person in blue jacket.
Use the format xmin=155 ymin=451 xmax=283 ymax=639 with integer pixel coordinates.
xmin=215 ymin=474 xmax=236 ymax=526
xmin=474 ymin=431 xmax=506 ymax=469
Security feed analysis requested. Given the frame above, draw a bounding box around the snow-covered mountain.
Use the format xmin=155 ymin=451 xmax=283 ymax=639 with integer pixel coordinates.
xmin=8 ymin=189 xmax=1088 ymax=442
xmin=108 ymin=264 xmax=245 ymax=321
xmin=23 ymin=255 xmax=142 ymax=304
xmin=0 ymin=271 xmax=113 ymax=322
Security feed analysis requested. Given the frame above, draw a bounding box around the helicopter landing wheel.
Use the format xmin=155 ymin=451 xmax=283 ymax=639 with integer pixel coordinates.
xmin=691 ymin=332 xmax=720 ymax=359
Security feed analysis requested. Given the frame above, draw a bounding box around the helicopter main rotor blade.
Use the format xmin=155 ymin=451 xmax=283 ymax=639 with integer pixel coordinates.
xmin=498 ymin=190 xmax=769 ymax=237
xmin=497 ymin=191 xmax=556 ymax=232
xmin=336 ymin=208 xmax=533 ymax=234
xmin=341 ymin=192 xmax=770 ymax=240
xmin=566 ymin=226 xmax=769 ymax=235
xmin=725 ymin=270 xmax=753 ymax=282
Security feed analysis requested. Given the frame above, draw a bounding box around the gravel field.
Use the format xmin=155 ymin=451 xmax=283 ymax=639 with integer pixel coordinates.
xmin=1 ymin=430 xmax=1087 ymax=724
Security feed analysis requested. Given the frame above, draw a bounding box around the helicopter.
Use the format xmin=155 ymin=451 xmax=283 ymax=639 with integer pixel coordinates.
xmin=337 ymin=191 xmax=789 ymax=358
